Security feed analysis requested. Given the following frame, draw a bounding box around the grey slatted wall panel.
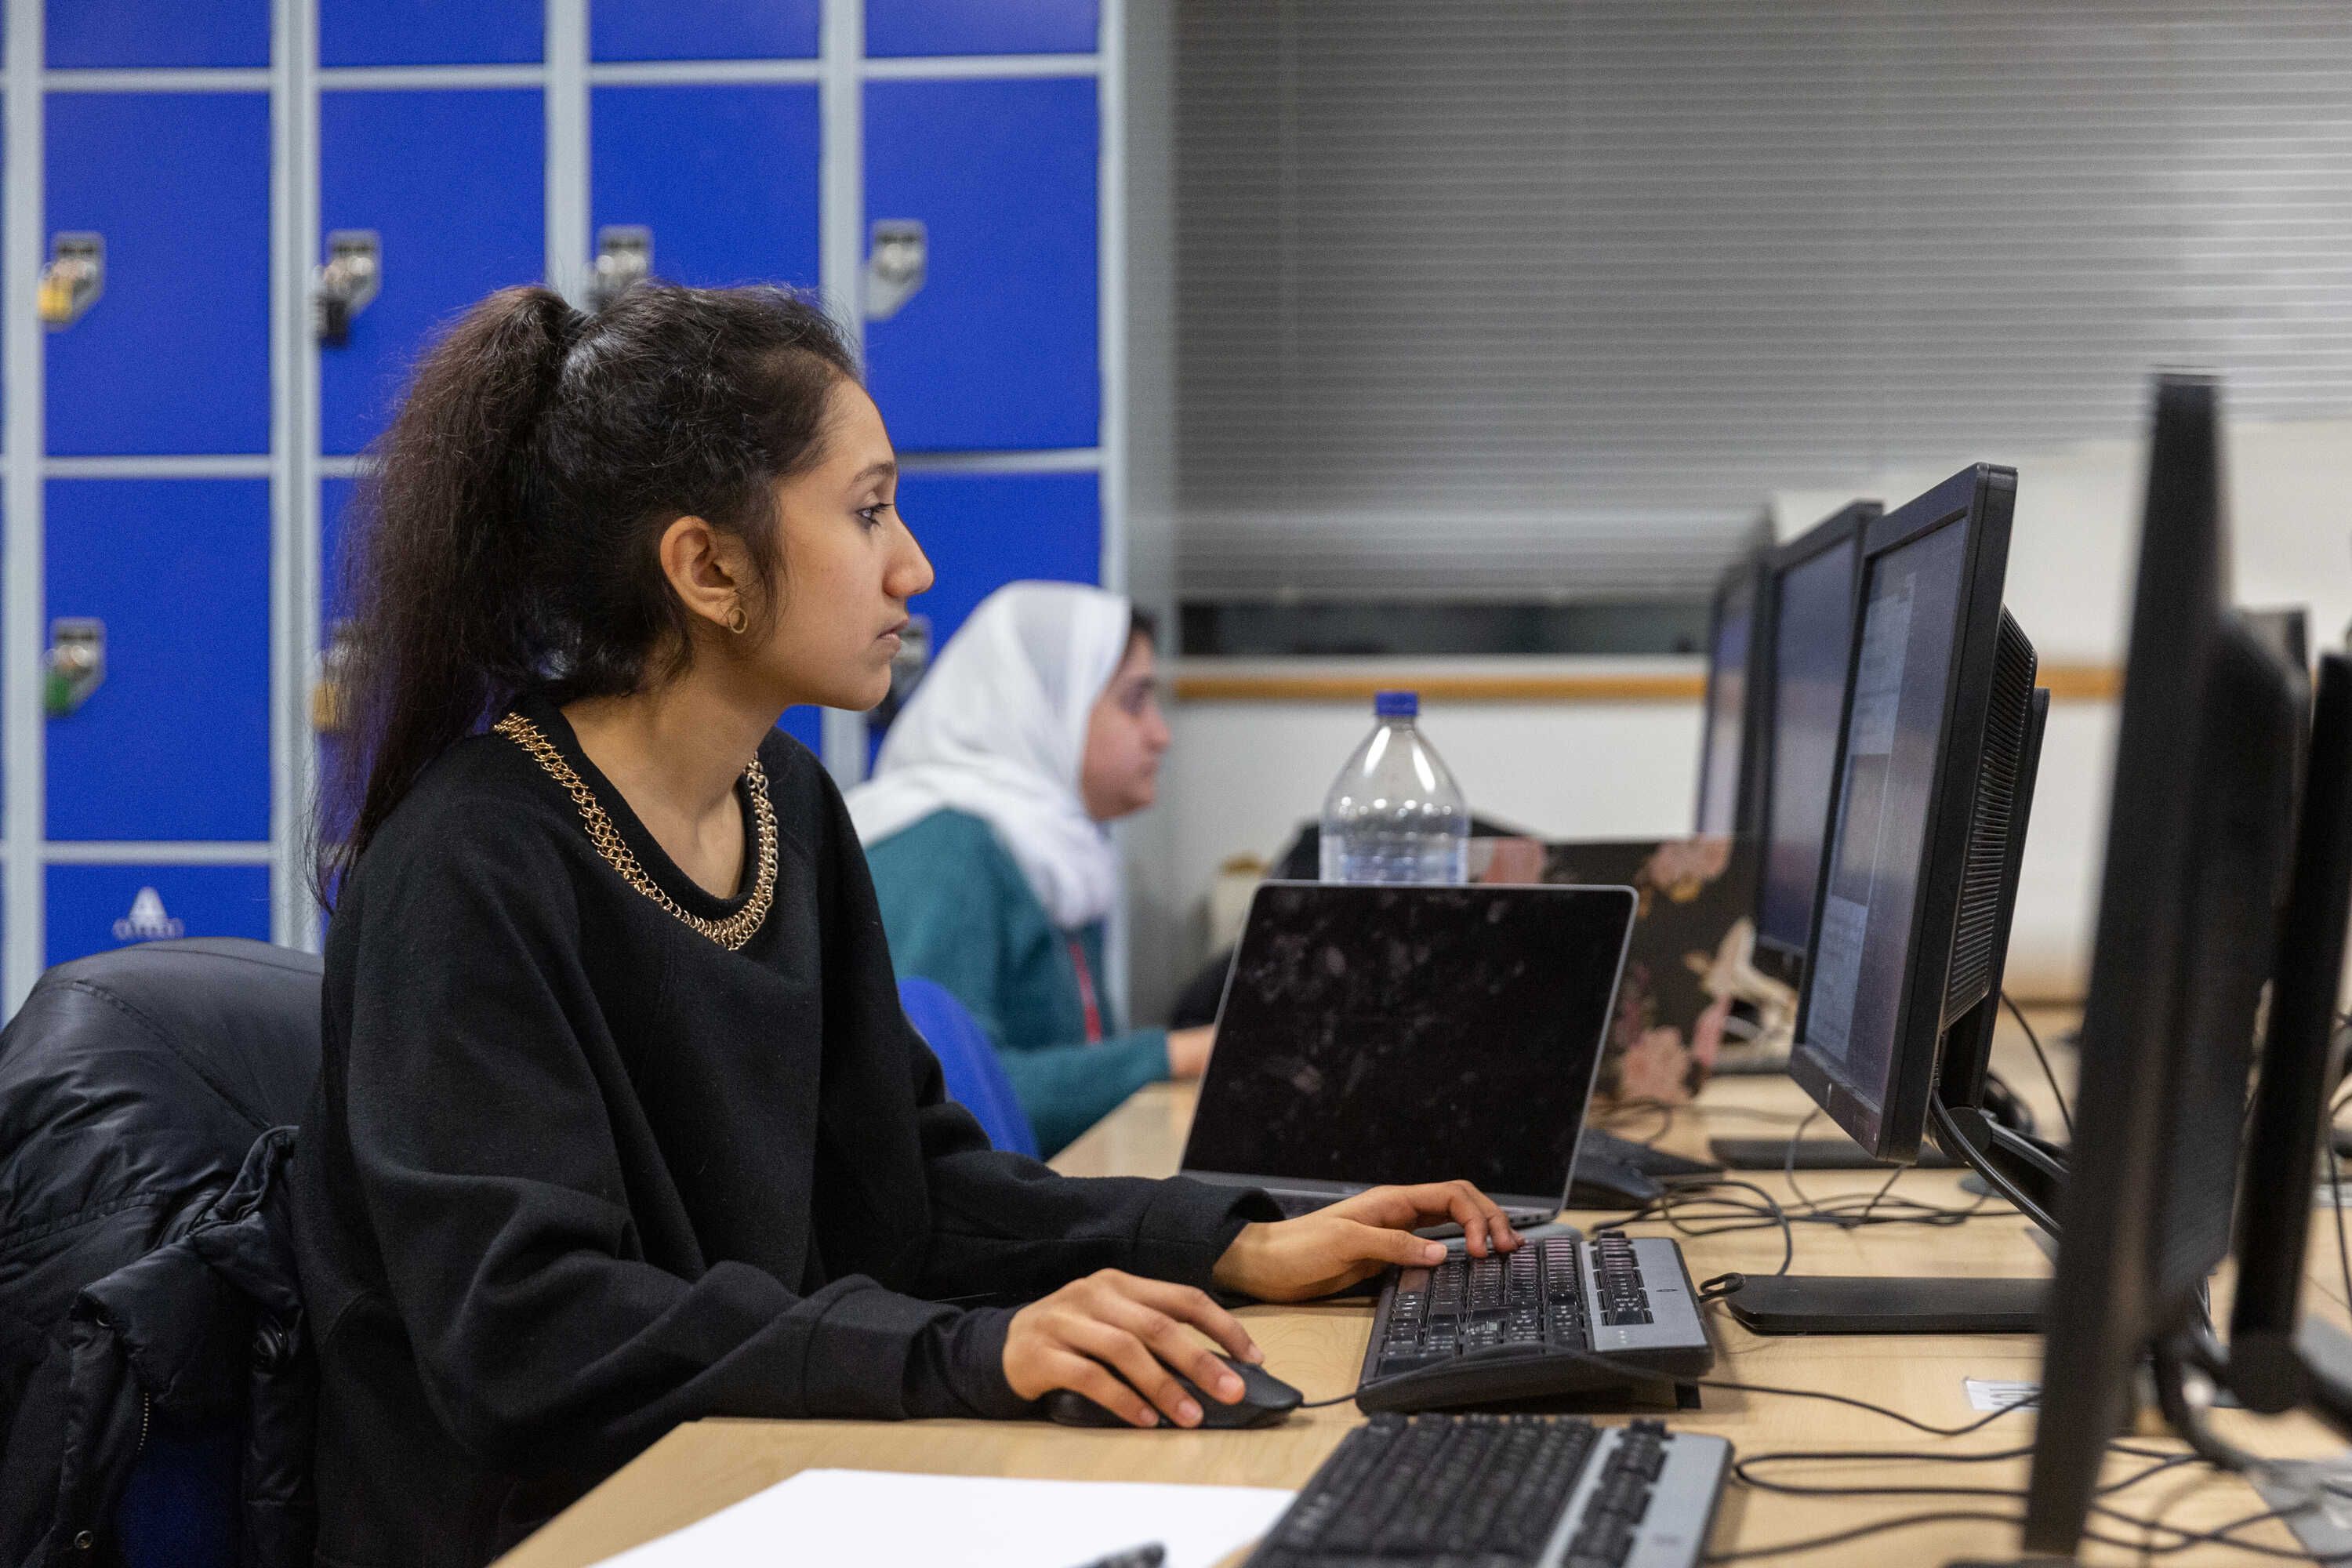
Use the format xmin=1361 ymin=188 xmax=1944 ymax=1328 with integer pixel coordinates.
xmin=1171 ymin=0 xmax=2352 ymax=602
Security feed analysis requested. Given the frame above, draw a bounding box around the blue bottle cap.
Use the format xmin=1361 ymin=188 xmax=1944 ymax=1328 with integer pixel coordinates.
xmin=1374 ymin=690 xmax=1419 ymax=719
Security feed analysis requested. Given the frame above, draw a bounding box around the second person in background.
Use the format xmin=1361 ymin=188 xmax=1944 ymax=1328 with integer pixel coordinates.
xmin=851 ymin=583 xmax=1212 ymax=1156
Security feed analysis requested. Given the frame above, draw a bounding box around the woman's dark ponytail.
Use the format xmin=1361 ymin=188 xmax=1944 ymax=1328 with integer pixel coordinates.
xmin=317 ymin=281 xmax=857 ymax=903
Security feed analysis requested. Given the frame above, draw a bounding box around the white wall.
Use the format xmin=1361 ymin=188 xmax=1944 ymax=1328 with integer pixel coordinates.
xmin=1127 ymin=416 xmax=2352 ymax=1017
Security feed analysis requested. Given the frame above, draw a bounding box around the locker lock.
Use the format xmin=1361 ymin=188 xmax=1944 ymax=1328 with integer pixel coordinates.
xmin=865 ymin=220 xmax=927 ymax=321
xmin=589 ymin=226 xmax=652 ymax=311
xmin=44 ymin=619 xmax=105 ymax=718
xmin=38 ymin=234 xmax=103 ymax=329
xmin=314 ymin=230 xmax=381 ymax=347
xmin=867 ymin=612 xmax=932 ymax=735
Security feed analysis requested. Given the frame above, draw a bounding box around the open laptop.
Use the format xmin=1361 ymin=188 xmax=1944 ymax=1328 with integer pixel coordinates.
xmin=1178 ymin=880 xmax=1639 ymax=1223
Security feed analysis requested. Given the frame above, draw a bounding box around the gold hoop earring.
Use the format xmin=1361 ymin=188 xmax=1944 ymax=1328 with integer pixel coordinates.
xmin=725 ymin=604 xmax=750 ymax=636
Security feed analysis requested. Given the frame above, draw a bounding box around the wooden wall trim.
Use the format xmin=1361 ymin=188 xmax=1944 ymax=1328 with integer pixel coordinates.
xmin=1172 ymin=664 xmax=2123 ymax=704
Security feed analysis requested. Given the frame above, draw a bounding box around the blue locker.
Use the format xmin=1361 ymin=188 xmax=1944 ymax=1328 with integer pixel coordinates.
xmin=865 ymin=79 xmax=1098 ymax=452
xmin=590 ymin=85 xmax=820 ymax=290
xmin=321 ymin=475 xmax=359 ymax=636
xmin=779 ymin=708 xmax=822 ymax=756
xmin=321 ymin=0 xmax=540 ymax=67
xmin=897 ymin=471 xmax=1099 ymax=654
xmin=592 ymin=0 xmax=818 ymax=62
xmin=867 ymin=0 xmax=1095 ymax=58
xmin=48 ymin=864 xmax=272 ymax=967
xmin=45 ymin=93 xmax=270 ymax=456
xmin=48 ymin=0 xmax=268 ymax=67
xmin=321 ymin=89 xmax=544 ymax=456
xmin=46 ymin=479 xmax=271 ymax=842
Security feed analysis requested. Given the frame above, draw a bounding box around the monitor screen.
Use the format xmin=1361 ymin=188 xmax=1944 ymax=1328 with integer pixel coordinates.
xmin=1798 ymin=514 xmax=1970 ymax=1120
xmin=1695 ymin=576 xmax=1755 ymax=836
xmin=1181 ymin=883 xmax=1635 ymax=1202
xmin=1757 ymin=539 xmax=1860 ymax=950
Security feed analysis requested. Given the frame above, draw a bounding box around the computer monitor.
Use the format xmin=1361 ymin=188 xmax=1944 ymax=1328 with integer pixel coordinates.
xmin=1753 ymin=502 xmax=1878 ymax=984
xmin=1693 ymin=552 xmax=1772 ymax=838
xmin=1788 ymin=467 xmax=2049 ymax=1178
xmin=2223 ymin=648 xmax=2352 ymax=1420
xmin=2021 ymin=375 xmax=2306 ymax=1553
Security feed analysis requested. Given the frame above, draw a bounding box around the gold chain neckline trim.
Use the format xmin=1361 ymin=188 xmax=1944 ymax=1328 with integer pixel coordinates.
xmin=494 ymin=712 xmax=779 ymax=950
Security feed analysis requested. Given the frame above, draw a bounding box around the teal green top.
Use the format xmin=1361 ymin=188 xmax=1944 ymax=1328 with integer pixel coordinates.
xmin=865 ymin=808 xmax=1171 ymax=1156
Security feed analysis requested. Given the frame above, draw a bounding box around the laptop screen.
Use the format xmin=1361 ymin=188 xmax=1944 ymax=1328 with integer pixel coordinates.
xmin=1181 ymin=882 xmax=1636 ymax=1202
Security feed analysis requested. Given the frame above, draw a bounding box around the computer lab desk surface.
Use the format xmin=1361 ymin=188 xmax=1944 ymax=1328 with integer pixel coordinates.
xmin=499 ymin=1015 xmax=2345 ymax=1567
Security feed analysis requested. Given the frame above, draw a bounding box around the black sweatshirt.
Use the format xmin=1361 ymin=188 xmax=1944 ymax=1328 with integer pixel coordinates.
xmin=291 ymin=693 xmax=1275 ymax=1568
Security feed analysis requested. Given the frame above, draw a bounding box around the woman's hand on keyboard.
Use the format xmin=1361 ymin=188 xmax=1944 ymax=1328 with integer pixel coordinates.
xmin=1211 ymin=1181 xmax=1524 ymax=1302
xmin=1002 ymin=1269 xmax=1262 ymax=1428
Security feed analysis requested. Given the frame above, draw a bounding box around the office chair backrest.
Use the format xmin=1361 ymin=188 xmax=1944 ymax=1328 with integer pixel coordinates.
xmin=0 ymin=937 xmax=323 ymax=1568
xmin=897 ymin=977 xmax=1040 ymax=1159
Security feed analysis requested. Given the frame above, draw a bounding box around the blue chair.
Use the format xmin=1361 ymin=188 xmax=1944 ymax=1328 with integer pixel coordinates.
xmin=897 ymin=978 xmax=1039 ymax=1159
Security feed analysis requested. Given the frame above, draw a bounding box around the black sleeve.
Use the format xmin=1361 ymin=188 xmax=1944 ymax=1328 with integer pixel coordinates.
xmin=804 ymin=763 xmax=1283 ymax=1308
xmin=339 ymin=816 xmax=1024 ymax=1465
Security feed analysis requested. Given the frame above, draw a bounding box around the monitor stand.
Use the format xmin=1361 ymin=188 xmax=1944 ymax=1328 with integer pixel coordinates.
xmin=1723 ymin=1272 xmax=2045 ymax=1334
xmin=1725 ymin=1096 xmax=2067 ymax=1336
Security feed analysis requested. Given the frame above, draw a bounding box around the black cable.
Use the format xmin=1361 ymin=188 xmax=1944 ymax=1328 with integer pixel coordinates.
xmin=1699 ymin=1508 xmax=2028 ymax=1563
xmin=1707 ymin=1501 xmax=2352 ymax=1565
xmin=2002 ymin=989 xmax=2074 ymax=1138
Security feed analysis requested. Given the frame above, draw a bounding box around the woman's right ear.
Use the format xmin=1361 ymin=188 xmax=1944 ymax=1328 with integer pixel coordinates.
xmin=658 ymin=514 xmax=744 ymax=634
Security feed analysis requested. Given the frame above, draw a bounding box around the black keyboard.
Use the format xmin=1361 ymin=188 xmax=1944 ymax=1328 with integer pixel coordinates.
xmin=1242 ymin=1412 xmax=1730 ymax=1568
xmin=1357 ymin=1235 xmax=1714 ymax=1412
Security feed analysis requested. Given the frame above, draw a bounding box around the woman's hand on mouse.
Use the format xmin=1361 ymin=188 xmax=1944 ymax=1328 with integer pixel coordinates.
xmin=1001 ymin=1269 xmax=1261 ymax=1428
xmin=1210 ymin=1181 xmax=1523 ymax=1302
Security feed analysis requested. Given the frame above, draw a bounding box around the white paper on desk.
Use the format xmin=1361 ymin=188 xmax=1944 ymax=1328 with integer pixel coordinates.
xmin=593 ymin=1467 xmax=1295 ymax=1568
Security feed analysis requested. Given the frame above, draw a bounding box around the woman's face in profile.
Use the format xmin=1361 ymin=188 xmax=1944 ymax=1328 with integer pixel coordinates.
xmin=755 ymin=380 xmax=935 ymax=712
xmin=1080 ymin=635 xmax=1171 ymax=822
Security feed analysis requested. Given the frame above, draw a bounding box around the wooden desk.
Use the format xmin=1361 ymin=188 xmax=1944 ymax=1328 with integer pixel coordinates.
xmin=503 ymin=1018 xmax=2344 ymax=1566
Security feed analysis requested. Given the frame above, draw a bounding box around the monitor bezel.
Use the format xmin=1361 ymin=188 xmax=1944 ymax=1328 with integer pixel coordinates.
xmin=1693 ymin=550 xmax=1774 ymax=840
xmin=1751 ymin=500 xmax=1881 ymax=982
xmin=1787 ymin=465 xmax=2018 ymax=1160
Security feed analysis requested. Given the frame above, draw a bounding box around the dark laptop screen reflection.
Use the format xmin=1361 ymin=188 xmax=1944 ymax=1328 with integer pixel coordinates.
xmin=1182 ymin=884 xmax=1635 ymax=1201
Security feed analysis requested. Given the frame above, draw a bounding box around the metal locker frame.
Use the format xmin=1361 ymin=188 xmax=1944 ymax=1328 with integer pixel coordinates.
xmin=0 ymin=0 xmax=1129 ymax=1014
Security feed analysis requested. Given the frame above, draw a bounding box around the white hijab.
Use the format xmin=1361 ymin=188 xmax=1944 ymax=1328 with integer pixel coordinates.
xmin=847 ymin=582 xmax=1134 ymax=929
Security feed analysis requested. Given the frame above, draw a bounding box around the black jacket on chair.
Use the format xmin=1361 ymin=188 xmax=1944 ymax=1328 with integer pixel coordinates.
xmin=0 ymin=938 xmax=321 ymax=1568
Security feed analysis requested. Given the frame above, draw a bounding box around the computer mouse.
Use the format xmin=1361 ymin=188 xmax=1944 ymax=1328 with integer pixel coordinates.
xmin=1041 ymin=1356 xmax=1302 ymax=1429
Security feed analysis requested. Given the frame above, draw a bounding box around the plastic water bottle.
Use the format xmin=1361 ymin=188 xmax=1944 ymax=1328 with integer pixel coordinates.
xmin=1319 ymin=691 xmax=1471 ymax=884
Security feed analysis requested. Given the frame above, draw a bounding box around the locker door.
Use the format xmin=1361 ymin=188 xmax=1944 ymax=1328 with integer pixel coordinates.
xmin=48 ymin=864 xmax=271 ymax=966
xmin=320 ymin=89 xmax=544 ymax=456
xmin=45 ymin=478 xmax=271 ymax=842
xmin=321 ymin=475 xmax=358 ymax=635
xmin=590 ymin=84 xmax=819 ymax=290
xmin=320 ymin=0 xmax=539 ymax=67
xmin=45 ymin=93 xmax=270 ymax=456
xmin=897 ymin=471 xmax=1099 ymax=653
xmin=864 ymin=78 xmax=1098 ymax=452
xmin=47 ymin=0 xmax=268 ymax=67
xmin=866 ymin=0 xmax=1095 ymax=58
xmin=778 ymin=708 xmax=822 ymax=757
xmin=592 ymin=0 xmax=818 ymax=62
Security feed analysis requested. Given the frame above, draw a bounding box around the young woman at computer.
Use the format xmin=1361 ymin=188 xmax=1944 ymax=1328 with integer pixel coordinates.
xmin=291 ymin=283 xmax=1522 ymax=1568
xmin=849 ymin=582 xmax=1212 ymax=1156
